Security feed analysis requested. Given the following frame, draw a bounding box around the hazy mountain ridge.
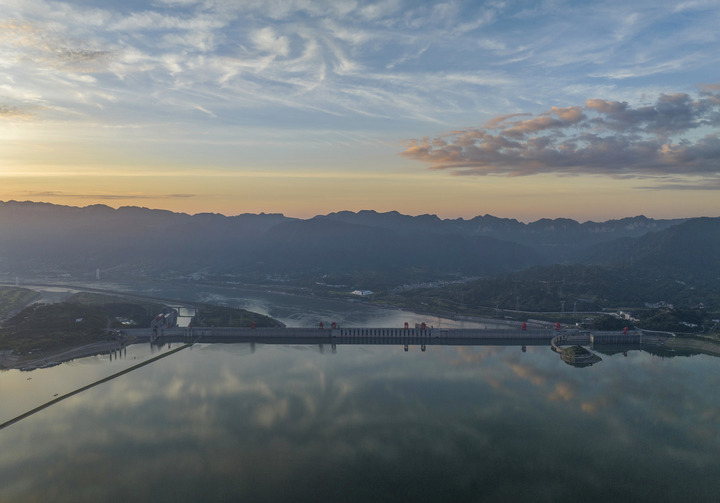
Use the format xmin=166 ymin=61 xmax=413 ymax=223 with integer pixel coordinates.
xmin=318 ymin=209 xmax=685 ymax=260
xmin=0 ymin=201 xmax=710 ymax=296
xmin=0 ymin=201 xmax=292 ymax=272
xmin=392 ymin=217 xmax=720 ymax=313
xmin=255 ymin=217 xmax=541 ymax=278
xmin=577 ymin=217 xmax=720 ymax=283
xmin=319 ymin=209 xmax=682 ymax=237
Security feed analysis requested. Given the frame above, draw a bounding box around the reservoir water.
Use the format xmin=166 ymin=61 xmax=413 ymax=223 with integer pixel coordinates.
xmin=2 ymin=285 xmax=720 ymax=501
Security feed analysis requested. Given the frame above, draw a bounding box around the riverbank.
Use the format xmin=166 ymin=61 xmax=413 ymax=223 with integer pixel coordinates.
xmin=0 ymin=339 xmax=127 ymax=371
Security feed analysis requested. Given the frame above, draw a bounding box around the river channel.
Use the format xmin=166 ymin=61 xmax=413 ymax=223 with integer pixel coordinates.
xmin=2 ymin=284 xmax=720 ymax=502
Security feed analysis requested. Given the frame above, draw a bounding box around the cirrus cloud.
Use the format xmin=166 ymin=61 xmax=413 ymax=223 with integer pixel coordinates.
xmin=401 ymin=86 xmax=720 ymax=179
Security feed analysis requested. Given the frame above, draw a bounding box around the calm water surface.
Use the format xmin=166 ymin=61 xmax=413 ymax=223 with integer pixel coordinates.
xmin=2 ymin=341 xmax=720 ymax=502
xmin=2 ymin=284 xmax=720 ymax=501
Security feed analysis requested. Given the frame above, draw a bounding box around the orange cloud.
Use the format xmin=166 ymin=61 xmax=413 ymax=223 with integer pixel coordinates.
xmin=510 ymin=363 xmax=546 ymax=386
xmin=400 ymin=87 xmax=720 ymax=179
xmin=548 ymin=382 xmax=575 ymax=402
xmin=581 ymin=397 xmax=608 ymax=414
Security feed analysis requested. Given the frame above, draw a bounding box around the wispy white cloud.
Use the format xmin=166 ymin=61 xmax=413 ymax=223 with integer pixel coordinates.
xmin=358 ymin=0 xmax=402 ymax=21
xmin=1 ymin=0 xmax=719 ymax=150
xmin=385 ymin=44 xmax=429 ymax=69
xmin=108 ymin=12 xmax=228 ymax=32
xmin=590 ymin=54 xmax=714 ymax=80
xmin=673 ymin=0 xmax=720 ymax=13
xmin=193 ymin=105 xmax=216 ymax=118
xmin=251 ymin=27 xmax=290 ymax=57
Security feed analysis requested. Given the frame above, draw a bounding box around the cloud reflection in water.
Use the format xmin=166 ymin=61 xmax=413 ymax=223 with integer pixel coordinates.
xmin=2 ymin=343 xmax=720 ymax=502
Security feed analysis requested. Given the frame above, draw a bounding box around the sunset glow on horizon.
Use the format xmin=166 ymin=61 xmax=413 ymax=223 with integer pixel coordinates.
xmin=1 ymin=0 xmax=719 ymax=222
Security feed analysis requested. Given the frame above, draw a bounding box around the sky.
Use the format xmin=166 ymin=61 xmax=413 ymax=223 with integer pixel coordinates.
xmin=1 ymin=0 xmax=719 ymax=222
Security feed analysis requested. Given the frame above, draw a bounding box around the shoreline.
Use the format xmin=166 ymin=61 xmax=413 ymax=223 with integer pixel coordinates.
xmin=0 ymin=339 xmax=128 ymax=371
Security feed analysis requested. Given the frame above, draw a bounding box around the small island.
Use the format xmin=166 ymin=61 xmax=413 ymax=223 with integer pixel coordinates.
xmin=558 ymin=345 xmax=602 ymax=367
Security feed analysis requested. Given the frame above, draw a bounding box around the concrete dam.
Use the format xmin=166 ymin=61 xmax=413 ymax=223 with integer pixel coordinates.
xmin=121 ymin=325 xmax=655 ymax=348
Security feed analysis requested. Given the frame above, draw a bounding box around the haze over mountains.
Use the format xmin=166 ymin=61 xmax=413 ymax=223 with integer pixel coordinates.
xmin=0 ymin=201 xmax=716 ymax=307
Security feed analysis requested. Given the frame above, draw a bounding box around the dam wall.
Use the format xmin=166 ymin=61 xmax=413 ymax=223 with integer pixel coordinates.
xmin=123 ymin=326 xmax=561 ymax=343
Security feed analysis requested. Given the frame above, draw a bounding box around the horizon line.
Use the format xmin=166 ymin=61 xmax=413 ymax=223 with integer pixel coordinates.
xmin=1 ymin=199 xmax=714 ymax=224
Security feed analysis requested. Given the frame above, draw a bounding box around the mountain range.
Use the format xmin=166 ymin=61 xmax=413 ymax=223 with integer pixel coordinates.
xmin=0 ymin=201 xmax=716 ymax=308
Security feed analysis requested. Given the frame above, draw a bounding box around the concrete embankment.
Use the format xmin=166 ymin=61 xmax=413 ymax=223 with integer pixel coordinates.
xmin=663 ymin=336 xmax=720 ymax=357
xmin=1 ymin=340 xmax=126 ymax=371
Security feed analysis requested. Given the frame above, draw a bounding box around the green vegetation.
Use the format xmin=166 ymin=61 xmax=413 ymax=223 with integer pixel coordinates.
xmin=375 ymin=263 xmax=720 ymax=333
xmin=559 ymin=345 xmax=602 ymax=367
xmin=0 ymin=292 xmax=284 ymax=354
xmin=64 ymin=292 xmax=167 ymax=328
xmin=579 ymin=308 xmax=716 ymax=335
xmin=587 ymin=315 xmax=631 ymax=331
xmin=376 ymin=264 xmax=622 ymax=316
xmin=635 ymin=308 xmax=710 ymax=334
xmin=0 ymin=287 xmax=41 ymax=320
xmin=395 ymin=264 xmax=716 ymax=312
xmin=561 ymin=345 xmax=588 ymax=358
xmin=0 ymin=302 xmax=117 ymax=354
xmin=562 ymin=345 xmax=590 ymax=357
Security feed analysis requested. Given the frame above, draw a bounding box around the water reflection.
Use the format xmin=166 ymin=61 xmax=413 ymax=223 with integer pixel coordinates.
xmin=6 ymin=283 xmax=719 ymax=501
xmin=0 ymin=343 xmax=179 ymax=425
xmin=2 ymin=342 xmax=720 ymax=502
